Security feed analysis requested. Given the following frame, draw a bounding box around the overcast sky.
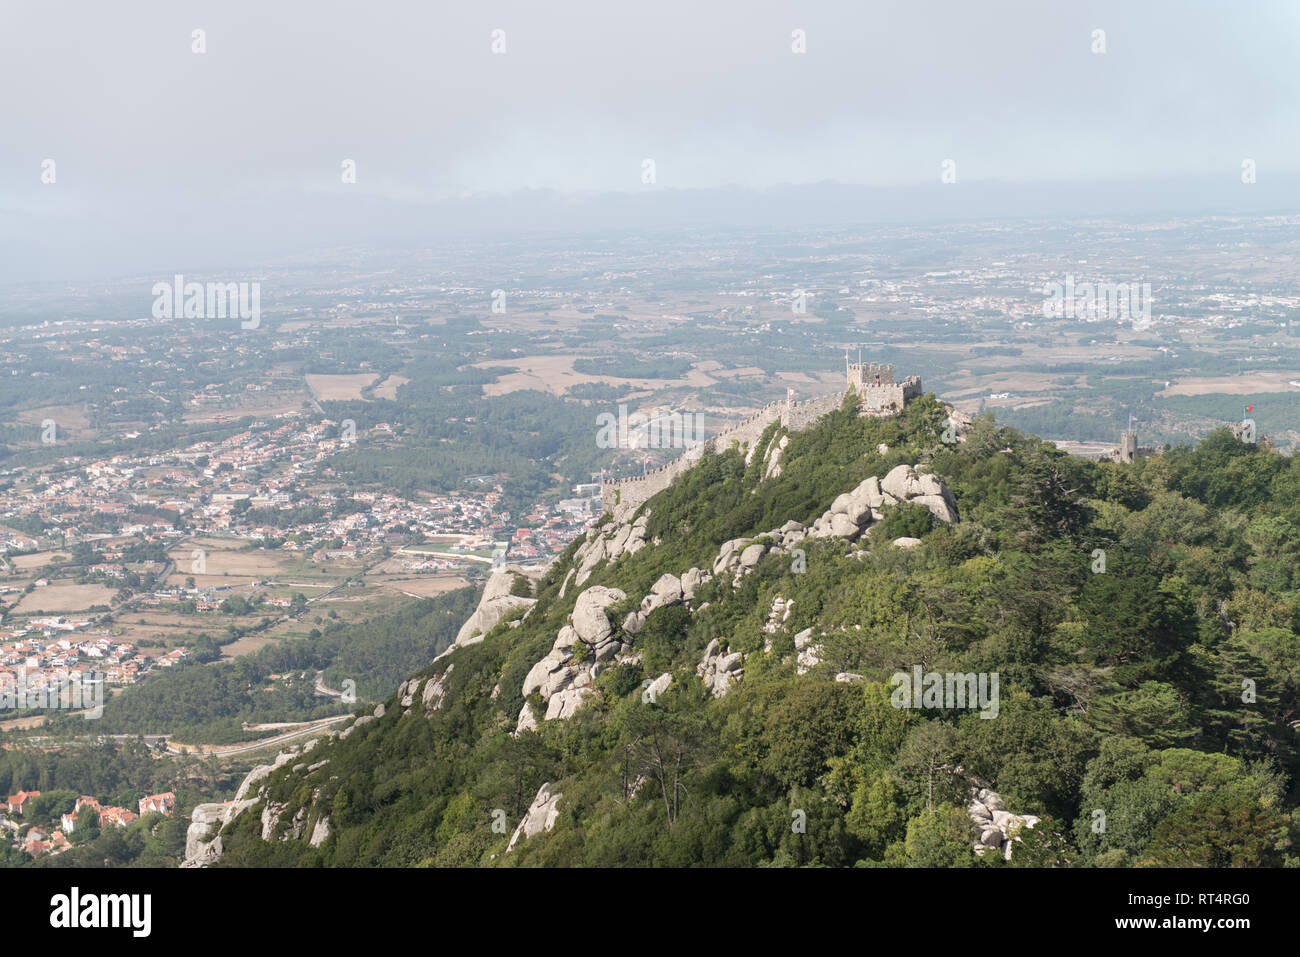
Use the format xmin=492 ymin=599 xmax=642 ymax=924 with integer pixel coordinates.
xmin=2 ymin=0 xmax=1299 ymax=279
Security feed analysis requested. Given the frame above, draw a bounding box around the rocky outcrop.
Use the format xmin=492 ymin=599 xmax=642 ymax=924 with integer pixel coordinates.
xmin=234 ymin=748 xmax=300 ymax=802
xmin=794 ymin=627 xmax=821 ymax=675
xmin=337 ymin=701 xmax=388 ymax=740
xmin=640 ymin=573 xmax=683 ymax=616
xmin=420 ymin=665 xmax=453 ymax=713
xmin=182 ymin=793 xmax=263 ymax=866
xmin=698 ymin=638 xmax=744 ymax=697
xmin=183 ymin=802 xmax=232 ymax=866
xmin=522 ymin=627 xmax=582 ymax=700
xmin=763 ymin=433 xmax=790 ymax=480
xmin=807 ymin=465 xmax=958 ymax=542
xmin=681 ymin=567 xmax=710 ymax=600
xmin=438 ymin=569 xmax=536 ymax=660
xmin=702 ymin=469 xmax=956 ymax=587
xmin=713 ymin=537 xmax=750 ymax=577
xmin=712 ymin=535 xmax=783 ymax=586
xmin=516 ymin=701 xmax=539 ymax=734
xmin=572 ymin=586 xmax=625 ymax=648
xmin=945 ymin=407 xmax=974 ymax=441
xmin=967 ymin=776 xmax=1040 ymax=860
xmin=882 ymin=466 xmax=959 ymax=523
xmin=544 ymin=686 xmax=592 ymax=721
xmin=507 ymin=783 xmax=562 ymax=851
xmin=516 ymin=586 xmax=628 ymax=732
xmin=183 ymin=739 xmax=333 ymax=866
xmin=558 ymin=567 xmax=576 ymax=599
xmin=572 ymin=512 xmax=650 ymax=586
xmin=261 ymin=801 xmax=286 ymax=841
xmin=645 ymin=671 xmax=673 ymax=702
xmin=764 ymin=595 xmax=793 ymax=634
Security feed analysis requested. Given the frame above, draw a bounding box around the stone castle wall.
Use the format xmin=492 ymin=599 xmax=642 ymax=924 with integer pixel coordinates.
xmin=856 ymin=377 xmax=922 ymax=414
xmin=601 ymin=393 xmax=844 ymax=514
xmin=599 ymin=370 xmax=921 ymax=516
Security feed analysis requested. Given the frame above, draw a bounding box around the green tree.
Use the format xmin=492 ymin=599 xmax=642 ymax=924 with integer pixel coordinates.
xmin=1143 ymin=790 xmax=1284 ymax=867
xmin=903 ymin=806 xmax=975 ymax=868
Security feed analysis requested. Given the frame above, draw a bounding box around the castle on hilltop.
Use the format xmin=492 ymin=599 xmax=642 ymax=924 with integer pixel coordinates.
xmin=846 ymin=358 xmax=922 ymax=413
xmin=599 ymin=358 xmax=922 ymax=515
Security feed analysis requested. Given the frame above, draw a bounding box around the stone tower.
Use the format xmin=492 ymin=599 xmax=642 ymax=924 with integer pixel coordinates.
xmin=1118 ymin=428 xmax=1138 ymax=464
xmin=846 ymin=355 xmax=921 ymax=413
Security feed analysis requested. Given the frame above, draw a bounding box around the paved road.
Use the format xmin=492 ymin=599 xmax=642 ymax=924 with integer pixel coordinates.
xmin=167 ymin=714 xmax=351 ymax=757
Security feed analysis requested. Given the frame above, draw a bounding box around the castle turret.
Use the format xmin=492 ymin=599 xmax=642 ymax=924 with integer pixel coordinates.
xmin=1119 ymin=428 xmax=1138 ymax=464
xmin=847 ymin=360 xmax=896 ymax=391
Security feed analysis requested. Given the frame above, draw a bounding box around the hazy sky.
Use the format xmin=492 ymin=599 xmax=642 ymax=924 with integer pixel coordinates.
xmin=2 ymin=0 xmax=1299 ymax=279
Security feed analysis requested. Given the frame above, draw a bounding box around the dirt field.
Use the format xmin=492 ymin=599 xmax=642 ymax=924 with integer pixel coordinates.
xmin=219 ymin=632 xmax=286 ymax=658
xmin=7 ymin=550 xmax=62 ymax=572
xmin=941 ymin=372 xmax=1076 ymax=398
xmin=949 ymin=395 xmax=1053 ymax=414
xmin=11 ymin=582 xmax=114 ymax=613
xmin=106 ymin=619 xmax=212 ymax=648
xmin=475 ymin=354 xmax=717 ymax=397
xmin=372 ymin=374 xmax=409 ymax=399
xmin=14 ymin=404 xmax=93 ymax=431
xmin=165 ymin=544 xmax=299 ymax=585
xmin=368 ymin=574 xmax=472 ymax=598
xmin=0 ymin=714 xmax=49 ymax=732
xmin=1159 ymin=372 xmax=1300 ymax=397
xmin=305 ymin=373 xmax=379 ymax=401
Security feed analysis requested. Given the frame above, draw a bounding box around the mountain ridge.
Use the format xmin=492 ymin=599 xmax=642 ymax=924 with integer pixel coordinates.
xmin=190 ymin=392 xmax=1300 ymax=868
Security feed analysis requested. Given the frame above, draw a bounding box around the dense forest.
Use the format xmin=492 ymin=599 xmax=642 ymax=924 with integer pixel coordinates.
xmin=212 ymin=396 xmax=1300 ymax=867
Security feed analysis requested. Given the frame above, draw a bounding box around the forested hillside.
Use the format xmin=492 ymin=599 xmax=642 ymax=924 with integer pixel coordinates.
xmin=42 ymin=587 xmax=479 ymax=745
xmin=213 ymin=396 xmax=1300 ymax=867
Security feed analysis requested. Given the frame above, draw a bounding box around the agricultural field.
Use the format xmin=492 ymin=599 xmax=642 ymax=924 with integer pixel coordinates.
xmin=10 ymin=582 xmax=114 ymax=614
xmin=371 ymin=374 xmax=409 ymax=399
xmin=164 ymin=540 xmax=311 ymax=587
xmin=305 ymin=373 xmax=379 ymax=402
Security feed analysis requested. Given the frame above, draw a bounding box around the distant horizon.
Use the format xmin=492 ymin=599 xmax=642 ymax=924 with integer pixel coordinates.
xmin=4 ymin=172 xmax=1299 ymax=286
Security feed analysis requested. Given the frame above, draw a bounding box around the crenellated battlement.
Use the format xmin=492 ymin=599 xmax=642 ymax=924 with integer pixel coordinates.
xmin=848 ymin=361 xmax=896 ymax=387
xmin=847 ymin=361 xmax=921 ymax=412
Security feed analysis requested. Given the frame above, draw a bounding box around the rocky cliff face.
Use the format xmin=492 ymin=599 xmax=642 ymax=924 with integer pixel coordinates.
xmin=439 ymin=568 xmax=536 ymax=659
xmin=507 ymin=783 xmax=563 ymax=852
xmin=183 ymin=740 xmax=325 ymax=867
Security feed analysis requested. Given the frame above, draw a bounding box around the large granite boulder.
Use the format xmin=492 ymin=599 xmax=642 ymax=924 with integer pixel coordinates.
xmin=571 ymin=586 xmax=626 ymax=646
xmin=881 ymin=464 xmax=924 ymax=501
xmin=680 ymin=567 xmax=710 ymax=600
